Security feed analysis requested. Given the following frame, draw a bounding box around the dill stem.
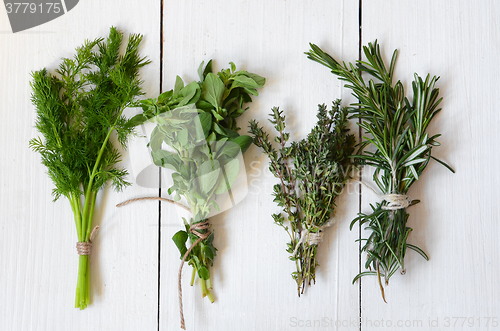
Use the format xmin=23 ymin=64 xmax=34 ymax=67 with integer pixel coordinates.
xmin=70 ymin=193 xmax=82 ymax=241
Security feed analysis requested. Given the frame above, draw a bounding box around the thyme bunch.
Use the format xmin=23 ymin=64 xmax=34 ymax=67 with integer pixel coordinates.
xmin=250 ymin=101 xmax=355 ymax=295
xmin=306 ymin=41 xmax=454 ymax=301
xmin=29 ymin=27 xmax=150 ymax=309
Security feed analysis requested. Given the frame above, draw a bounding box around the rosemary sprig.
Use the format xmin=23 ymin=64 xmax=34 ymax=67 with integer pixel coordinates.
xmin=306 ymin=40 xmax=454 ymax=301
xmin=250 ymin=101 xmax=355 ymax=295
xmin=29 ymin=27 xmax=150 ymax=309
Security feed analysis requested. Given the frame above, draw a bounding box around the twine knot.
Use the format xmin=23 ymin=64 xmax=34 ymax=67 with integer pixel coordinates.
xmin=179 ymin=220 xmax=212 ymax=330
xmin=381 ymin=194 xmax=412 ymax=210
xmin=306 ymin=231 xmax=324 ymax=245
xmin=352 ymin=179 xmax=412 ymax=211
xmin=76 ymin=226 xmax=99 ymax=256
xmin=292 ymin=219 xmax=335 ymax=257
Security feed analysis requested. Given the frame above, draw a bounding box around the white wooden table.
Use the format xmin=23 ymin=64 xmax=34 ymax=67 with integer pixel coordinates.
xmin=1 ymin=1 xmax=498 ymax=330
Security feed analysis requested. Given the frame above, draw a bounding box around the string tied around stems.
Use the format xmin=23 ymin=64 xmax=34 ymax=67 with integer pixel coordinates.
xmin=179 ymin=220 xmax=211 ymax=330
xmin=352 ymin=179 xmax=412 ymax=210
xmin=292 ymin=219 xmax=335 ymax=257
xmin=76 ymin=226 xmax=100 ymax=256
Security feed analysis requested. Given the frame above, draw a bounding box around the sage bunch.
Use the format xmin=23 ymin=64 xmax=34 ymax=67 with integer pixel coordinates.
xmin=136 ymin=61 xmax=265 ymax=329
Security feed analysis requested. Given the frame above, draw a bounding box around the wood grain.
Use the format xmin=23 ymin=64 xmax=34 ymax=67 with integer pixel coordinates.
xmin=360 ymin=1 xmax=500 ymax=330
xmin=1 ymin=0 xmax=498 ymax=330
xmin=0 ymin=1 xmax=161 ymax=330
xmin=160 ymin=1 xmax=360 ymax=330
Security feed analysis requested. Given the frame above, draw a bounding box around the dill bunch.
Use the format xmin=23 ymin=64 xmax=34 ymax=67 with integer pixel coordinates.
xmin=250 ymin=101 xmax=355 ymax=295
xmin=29 ymin=27 xmax=150 ymax=309
xmin=306 ymin=41 xmax=454 ymax=301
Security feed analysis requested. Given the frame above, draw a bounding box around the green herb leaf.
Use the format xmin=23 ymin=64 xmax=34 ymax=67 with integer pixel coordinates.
xmin=202 ymin=73 xmax=225 ymax=109
xmin=198 ymin=266 xmax=210 ymax=280
xmin=250 ymin=101 xmax=356 ymax=295
xmin=215 ymin=158 xmax=240 ymax=195
xmin=172 ymin=230 xmax=189 ymax=258
xmin=307 ymin=40 xmax=454 ymax=300
xmin=196 ymin=160 xmax=221 ymax=195
xmin=30 ymin=27 xmax=150 ymax=309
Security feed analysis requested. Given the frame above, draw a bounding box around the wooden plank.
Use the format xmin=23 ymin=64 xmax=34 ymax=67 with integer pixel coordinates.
xmin=360 ymin=1 xmax=500 ymax=329
xmin=160 ymin=1 xmax=360 ymax=330
xmin=0 ymin=2 xmax=161 ymax=330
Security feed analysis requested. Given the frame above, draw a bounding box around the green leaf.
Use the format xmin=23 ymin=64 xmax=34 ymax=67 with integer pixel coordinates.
xmin=212 ymin=122 xmax=227 ymax=136
xmin=210 ymin=200 xmax=220 ymax=211
xmin=177 ymin=128 xmax=189 ymax=148
xmin=198 ymin=112 xmax=212 ymax=138
xmin=206 ymin=232 xmax=214 ymax=245
xmin=196 ymin=160 xmax=221 ymax=195
xmin=198 ymin=265 xmax=210 ymax=280
xmin=157 ymin=90 xmax=173 ymax=104
xmin=352 ymin=271 xmax=377 ymax=284
xmin=197 ymin=61 xmax=205 ymax=82
xmin=172 ymin=230 xmax=188 ymax=258
xmin=202 ymin=73 xmax=225 ymax=109
xmin=215 ymin=158 xmax=240 ymax=195
xmin=149 ymin=126 xmax=163 ymax=152
xmin=407 ymin=244 xmax=429 ymax=260
xmin=173 ymin=76 xmax=184 ymax=96
xmin=128 ymin=113 xmax=147 ymax=127
xmin=178 ymin=81 xmax=200 ymax=107
xmin=244 ymin=72 xmax=266 ymax=87
xmin=151 ymin=149 xmax=181 ymax=171
xmin=206 ymin=132 xmax=216 ymax=144
xmin=202 ymin=60 xmax=213 ymax=79
xmin=431 ymin=155 xmax=455 ymax=173
xmin=203 ymin=245 xmax=214 ymax=261
xmin=231 ymin=74 xmax=262 ymax=90
xmin=403 ymin=158 xmax=427 ymax=167
xmin=229 ymin=135 xmax=253 ymax=154
xmin=210 ymin=107 xmax=225 ymax=121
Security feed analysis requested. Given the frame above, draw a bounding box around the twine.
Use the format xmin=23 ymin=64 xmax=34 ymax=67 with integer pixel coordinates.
xmin=117 ymin=195 xmax=197 ymax=329
xmin=292 ymin=219 xmax=335 ymax=256
xmin=76 ymin=226 xmax=100 ymax=256
xmin=116 ymin=196 xmax=191 ymax=212
xmin=352 ymin=179 xmax=412 ymax=210
xmin=179 ymin=220 xmax=212 ymax=330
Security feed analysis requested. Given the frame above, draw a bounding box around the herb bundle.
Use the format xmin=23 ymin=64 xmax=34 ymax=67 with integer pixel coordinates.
xmin=137 ymin=61 xmax=265 ymax=329
xmin=306 ymin=41 xmax=454 ymax=301
xmin=250 ymin=101 xmax=355 ymax=295
xmin=29 ymin=27 xmax=150 ymax=309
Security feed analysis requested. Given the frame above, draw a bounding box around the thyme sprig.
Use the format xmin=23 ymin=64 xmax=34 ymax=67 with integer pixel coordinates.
xmin=29 ymin=27 xmax=150 ymax=309
xmin=306 ymin=41 xmax=454 ymax=301
xmin=250 ymin=101 xmax=355 ymax=295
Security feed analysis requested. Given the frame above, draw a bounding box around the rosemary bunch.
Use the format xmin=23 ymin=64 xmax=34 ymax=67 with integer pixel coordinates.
xmin=29 ymin=27 xmax=150 ymax=309
xmin=306 ymin=41 xmax=454 ymax=301
xmin=138 ymin=61 xmax=264 ymax=328
xmin=250 ymin=101 xmax=355 ymax=295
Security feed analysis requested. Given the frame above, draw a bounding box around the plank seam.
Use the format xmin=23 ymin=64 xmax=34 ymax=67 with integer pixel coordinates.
xmin=157 ymin=0 xmax=164 ymax=330
xmin=358 ymin=1 xmax=363 ymax=330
